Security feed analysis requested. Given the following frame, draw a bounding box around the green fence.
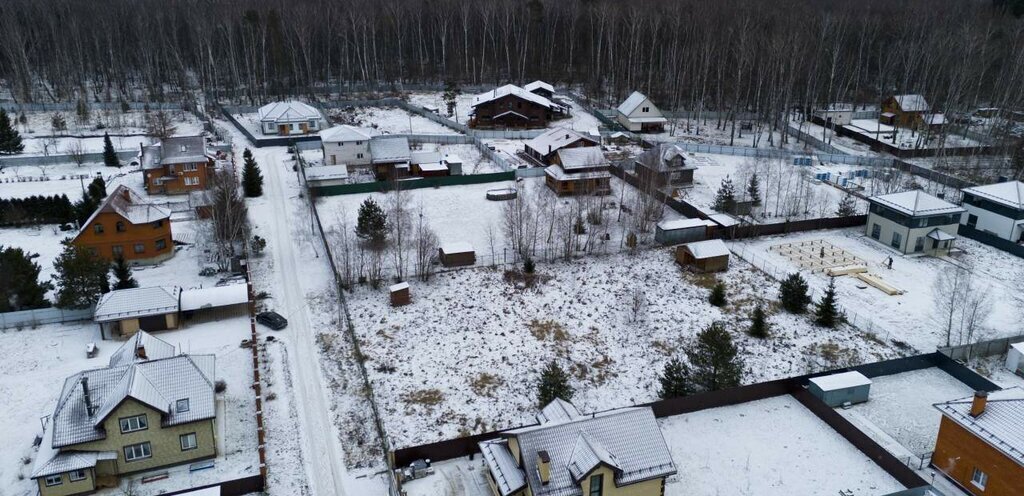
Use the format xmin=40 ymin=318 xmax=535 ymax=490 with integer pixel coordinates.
xmin=311 ymin=171 xmax=515 ymax=196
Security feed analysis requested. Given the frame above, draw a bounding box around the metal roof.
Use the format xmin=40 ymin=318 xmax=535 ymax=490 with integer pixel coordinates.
xmin=75 ymin=185 xmax=171 ymax=238
xmin=179 ymin=284 xmax=248 ymax=312
xmin=369 ymin=137 xmax=411 ymax=163
xmin=158 ymin=136 xmax=209 ymax=165
xmin=934 ymin=387 xmax=1024 ymax=466
xmin=108 ymin=330 xmax=178 ymax=367
xmin=479 ymin=439 xmax=528 ymax=496
xmin=657 ymin=218 xmax=713 ymax=231
xmin=963 ymin=181 xmax=1024 ymax=211
xmin=472 ymin=84 xmax=554 ymax=109
xmin=868 ymin=190 xmax=964 ymax=217
xmin=537 ymin=398 xmax=583 ymax=425
xmin=32 ymin=418 xmax=118 ymax=478
xmin=304 ymin=165 xmax=351 ymax=182
xmin=93 ymin=286 xmax=180 ymax=323
xmin=616 ymin=91 xmax=649 ymax=116
xmin=257 ymin=101 xmax=322 ymax=123
xmin=320 ymin=125 xmax=376 ymax=143
xmin=556 ymin=147 xmax=607 ymax=171
xmin=525 ymin=128 xmax=598 ymax=157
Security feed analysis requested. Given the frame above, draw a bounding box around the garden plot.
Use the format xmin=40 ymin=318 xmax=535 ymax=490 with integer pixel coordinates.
xmin=17 ymin=135 xmax=151 ymax=158
xmin=407 ymin=91 xmax=477 ymax=124
xmin=660 ymin=395 xmax=904 ymax=496
xmin=0 ymin=161 xmax=143 ymax=199
xmin=646 ymin=123 xmax=791 ymax=151
xmin=338 ymin=105 xmax=460 ymax=135
xmin=339 ymin=249 xmax=898 ymax=449
xmin=9 ymin=109 xmax=203 ymax=139
xmin=846 ymin=119 xmax=984 ymax=150
xmin=729 ymin=229 xmax=1024 ymax=353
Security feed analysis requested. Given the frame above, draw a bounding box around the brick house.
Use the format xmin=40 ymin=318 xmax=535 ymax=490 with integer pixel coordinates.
xmin=140 ymin=136 xmax=214 ymax=195
xmin=73 ymin=185 xmax=174 ymax=264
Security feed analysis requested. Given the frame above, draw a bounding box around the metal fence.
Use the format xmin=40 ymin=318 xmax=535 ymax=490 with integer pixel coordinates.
xmin=0 ymin=101 xmax=183 ymax=112
xmin=940 ymin=332 xmax=1024 ymax=361
xmin=311 ymin=171 xmax=515 ymax=196
xmin=0 ymin=149 xmax=137 ymax=168
xmin=0 ymin=306 xmax=94 ymax=329
xmin=956 ymin=224 xmax=1024 ymax=259
xmin=785 ymin=123 xmax=848 ymax=155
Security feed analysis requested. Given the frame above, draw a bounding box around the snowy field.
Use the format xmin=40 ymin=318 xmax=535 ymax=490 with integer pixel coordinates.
xmin=972 ymin=353 xmax=1024 ymax=390
xmin=341 ymin=248 xmax=897 ymax=448
xmin=646 ymin=122 xmax=793 ymax=151
xmin=339 ymin=105 xmax=461 ymax=135
xmin=0 ymin=161 xmax=143 ymax=200
xmin=0 ymin=314 xmax=258 ymax=495
xmin=660 ymin=394 xmax=905 ymax=496
xmin=730 ymin=229 xmax=1024 ymax=353
xmin=9 ymin=109 xmax=204 ymax=139
xmin=846 ymin=120 xmax=984 ymax=150
xmin=16 ymin=135 xmax=152 ymax=158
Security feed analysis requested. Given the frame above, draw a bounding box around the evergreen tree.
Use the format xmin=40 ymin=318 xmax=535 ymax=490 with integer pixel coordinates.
xmin=51 ymin=112 xmax=67 ymax=133
xmin=250 ymin=235 xmax=267 ymax=255
xmin=708 ymin=281 xmax=727 ymax=307
xmin=0 ymin=108 xmax=25 ymax=154
xmin=537 ymin=361 xmax=574 ymax=407
xmin=355 ymin=198 xmax=388 ymax=248
xmin=442 ymin=80 xmax=461 ymax=120
xmin=0 ymin=246 xmax=53 ymax=311
xmin=814 ymin=277 xmax=841 ymax=328
xmin=52 ymin=240 xmax=110 ymax=309
xmin=76 ymin=98 xmax=91 ymax=124
xmin=111 ymin=256 xmax=138 ymax=290
xmin=102 ymin=132 xmax=119 ymax=167
xmin=87 ymin=176 xmax=107 ymax=202
xmin=242 ymin=148 xmax=264 ymax=197
xmin=658 ymin=358 xmax=692 ymax=399
xmin=836 ymin=193 xmax=857 ymax=216
xmin=779 ymin=273 xmax=812 ymax=313
xmin=748 ymin=303 xmax=770 ymax=338
xmin=686 ymin=322 xmax=744 ymax=392
xmin=75 ymin=177 xmax=109 ymax=226
xmin=713 ymin=175 xmax=737 ymax=212
xmin=746 ymin=173 xmax=761 ymax=205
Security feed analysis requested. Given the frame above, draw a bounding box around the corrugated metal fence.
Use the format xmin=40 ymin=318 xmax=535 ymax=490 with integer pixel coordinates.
xmin=0 ymin=306 xmax=94 ymax=329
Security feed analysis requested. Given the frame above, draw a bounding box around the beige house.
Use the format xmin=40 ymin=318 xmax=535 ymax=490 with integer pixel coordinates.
xmin=866 ymin=190 xmax=964 ymax=256
xmin=32 ymin=332 xmax=217 ymax=496
xmin=93 ymin=286 xmax=181 ymax=339
xmin=478 ymin=399 xmax=676 ymax=496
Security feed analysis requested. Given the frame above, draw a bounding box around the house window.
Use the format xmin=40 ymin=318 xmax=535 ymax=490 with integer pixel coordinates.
xmin=914 ymin=237 xmax=924 ymax=252
xmin=971 ymin=468 xmax=988 ymax=489
xmin=642 ymin=107 xmax=650 ymax=112
xmin=153 ymin=220 xmax=164 ymax=228
xmin=890 ymin=231 xmax=902 ymax=249
xmin=155 ymin=239 xmax=167 ymax=251
xmin=119 ymin=414 xmax=148 ymax=433
xmin=44 ymin=475 xmax=63 ymax=486
xmin=967 ymin=214 xmax=978 ymax=227
xmin=116 ymin=221 xmax=126 ymax=232
xmin=184 ymin=176 xmax=199 ymax=186
xmin=871 ymin=224 xmax=881 ymax=240
xmin=134 ymin=243 xmax=145 ymax=254
xmin=94 ymin=224 xmax=104 ymax=234
xmin=69 ymin=470 xmax=86 ymax=482
xmin=181 ymin=163 xmax=198 ymax=172
xmin=123 ymin=442 xmax=152 ymax=462
xmin=357 ymin=153 xmax=364 ymax=159
xmin=589 ymin=474 xmax=603 ymax=496
xmin=176 ymin=398 xmax=190 ymax=413
xmin=112 ymin=245 xmax=124 ymax=257
xmin=180 ymin=432 xmax=198 ymax=451
xmin=356 ymin=141 xmax=363 ymax=145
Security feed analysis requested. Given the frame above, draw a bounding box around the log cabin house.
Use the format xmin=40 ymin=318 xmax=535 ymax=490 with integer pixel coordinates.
xmin=469 ymin=84 xmax=562 ymax=129
xmin=72 ymin=185 xmax=174 ymax=265
xmin=524 ymin=127 xmax=599 ymax=165
xmin=545 ymin=146 xmax=611 ymax=196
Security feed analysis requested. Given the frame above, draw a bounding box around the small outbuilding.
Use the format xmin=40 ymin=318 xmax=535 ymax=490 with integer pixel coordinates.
xmin=1007 ymin=342 xmax=1024 ymax=376
xmin=94 ymin=286 xmax=181 ymax=339
xmin=442 ymin=155 xmax=464 ymax=176
xmin=808 ymin=371 xmax=872 ymax=407
xmin=438 ymin=242 xmax=476 ymax=267
xmin=675 ymin=239 xmax=730 ymax=273
xmin=655 ymin=218 xmax=715 ymax=245
xmin=389 ymin=282 xmax=411 ymax=307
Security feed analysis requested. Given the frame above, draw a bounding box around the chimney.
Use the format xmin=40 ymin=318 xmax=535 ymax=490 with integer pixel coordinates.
xmin=121 ymin=188 xmax=131 ymax=201
xmin=136 ymin=343 xmax=148 ymax=360
xmin=970 ymin=391 xmax=988 ymax=417
xmin=537 ymin=451 xmax=551 ymax=485
xmin=81 ymin=377 xmax=94 ymax=416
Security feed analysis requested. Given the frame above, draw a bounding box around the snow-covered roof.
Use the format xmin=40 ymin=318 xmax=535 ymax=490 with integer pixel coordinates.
xmin=320 ymin=125 xmax=376 ymax=143
xmin=682 ymin=239 xmax=730 ymax=259
xmin=479 ymin=439 xmax=527 ymax=496
xmin=1012 ymin=342 xmax=1024 ymax=354
xmin=304 ymin=165 xmax=350 ymax=182
xmin=657 ymin=218 xmax=712 ymax=231
xmin=108 ymin=331 xmax=178 ymax=367
xmin=410 ymin=150 xmax=443 ymax=165
xmin=442 ymin=154 xmax=463 ymax=165
xmin=472 ymin=84 xmax=554 ymax=109
xmin=141 ymin=136 xmax=211 ymax=170
xmin=617 ymin=91 xmax=650 ymax=116
xmin=636 ymin=143 xmax=695 ymax=172
xmin=923 ymin=113 xmax=946 ymax=125
xmin=893 ymin=95 xmax=930 ymax=112
xmin=389 ymin=282 xmax=409 ymax=292
xmin=555 ymin=147 xmax=607 ymax=171
xmin=77 ymin=185 xmax=172 ymax=238
xmin=524 ymin=80 xmax=554 ymax=94
xmin=180 ymin=284 xmax=248 ymax=312
xmin=926 ymin=228 xmax=956 ymax=241
xmin=257 ymin=101 xmax=322 ymax=123
xmin=369 ymin=137 xmax=411 ymax=163
xmin=94 ymin=286 xmax=180 ymax=323
xmin=537 ymin=398 xmax=583 ymax=425
xmin=525 ymin=127 xmax=598 ymax=157
xmin=545 ymin=165 xmax=612 ymax=182
xmin=963 ymin=181 xmax=1024 ymax=211
xmin=439 ymin=242 xmax=473 ymax=255
xmin=809 ymin=371 xmax=872 ymax=392
xmin=708 ymin=213 xmax=740 ymax=227
xmin=32 ymin=420 xmax=117 ymax=478
xmin=934 ymin=387 xmax=1024 ymax=466
xmin=417 ymin=162 xmax=448 ymax=173
xmin=868 ymin=190 xmax=964 ymax=217
xmin=567 ymin=431 xmax=621 ymax=482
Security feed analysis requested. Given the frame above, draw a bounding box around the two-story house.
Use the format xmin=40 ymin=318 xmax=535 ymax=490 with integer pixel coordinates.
xmin=72 ymin=185 xmax=174 ymax=264
xmin=140 ymin=136 xmax=214 ymax=195
xmin=524 ymin=127 xmax=599 ymax=166
xmin=546 ymin=147 xmax=611 ymax=196
xmin=634 ymin=143 xmax=697 ymax=189
xmin=470 ymin=85 xmax=559 ymax=129
xmin=320 ymin=125 xmax=377 ymax=170
xmin=32 ymin=331 xmax=217 ymax=496
xmin=865 ymin=190 xmax=964 ymax=256
xmin=960 ymin=181 xmax=1024 ymax=243
xmin=615 ymin=91 xmax=668 ymax=132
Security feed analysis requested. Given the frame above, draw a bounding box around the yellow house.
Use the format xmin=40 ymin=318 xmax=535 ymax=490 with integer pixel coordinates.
xmin=32 ymin=332 xmax=217 ymax=496
xmin=478 ymin=399 xmax=676 ymax=496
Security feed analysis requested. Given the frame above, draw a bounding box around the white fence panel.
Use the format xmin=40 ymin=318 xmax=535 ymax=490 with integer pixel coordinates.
xmin=0 ymin=306 xmax=94 ymax=329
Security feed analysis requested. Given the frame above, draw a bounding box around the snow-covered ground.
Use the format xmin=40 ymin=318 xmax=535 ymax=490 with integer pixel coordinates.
xmin=10 ymin=109 xmax=204 ymax=139
xmin=845 ymin=120 xmax=984 ymax=150
xmin=729 ymin=229 xmax=1024 ymax=353
xmin=16 ymin=135 xmax=152 ymax=158
xmin=646 ymin=122 xmax=792 ymax=151
xmin=342 ymin=248 xmax=897 ymax=449
xmin=338 ymin=106 xmax=461 ymax=135
xmin=0 ymin=161 xmax=143 ymax=200
xmin=794 ymin=119 xmax=879 ymax=156
xmin=400 ymin=457 xmax=491 ymax=496
xmin=660 ymin=394 xmax=905 ymax=495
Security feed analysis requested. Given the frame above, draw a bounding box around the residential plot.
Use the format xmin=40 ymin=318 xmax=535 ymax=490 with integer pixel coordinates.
xmin=340 ymin=106 xmax=460 ymax=135
xmin=0 ymin=161 xmax=143 ymax=199
xmin=9 ymin=109 xmax=204 ymax=139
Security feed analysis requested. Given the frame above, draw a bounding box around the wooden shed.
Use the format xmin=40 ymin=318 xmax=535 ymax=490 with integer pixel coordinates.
xmin=438 ymin=242 xmax=476 ymax=267
xmin=808 ymin=371 xmax=872 ymax=407
xmin=675 ymin=239 xmax=730 ymax=273
xmin=389 ymin=282 xmax=410 ymax=307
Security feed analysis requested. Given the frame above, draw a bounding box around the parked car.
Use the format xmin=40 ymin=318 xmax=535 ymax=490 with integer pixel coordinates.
xmin=256 ymin=311 xmax=288 ymax=330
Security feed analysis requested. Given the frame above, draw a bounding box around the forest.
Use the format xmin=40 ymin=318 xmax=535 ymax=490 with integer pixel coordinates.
xmin=1 ymin=0 xmax=1023 ymax=120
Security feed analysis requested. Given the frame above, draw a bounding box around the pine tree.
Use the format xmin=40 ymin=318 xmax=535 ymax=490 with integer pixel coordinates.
xmin=355 ymin=198 xmax=388 ymax=248
xmin=111 ymin=256 xmax=138 ymax=290
xmin=0 ymin=246 xmax=53 ymax=311
xmin=714 ymin=175 xmax=737 ymax=213
xmin=87 ymin=176 xmax=107 ymax=202
xmin=658 ymin=358 xmax=692 ymax=399
xmin=76 ymin=98 xmax=91 ymax=124
xmin=52 ymin=240 xmax=110 ymax=309
xmin=779 ymin=273 xmax=812 ymax=313
xmin=748 ymin=303 xmax=770 ymax=338
xmin=687 ymin=322 xmax=744 ymax=392
xmin=442 ymin=80 xmax=461 ymax=119
xmin=814 ymin=277 xmax=841 ymax=328
xmin=708 ymin=281 xmax=727 ymax=307
xmin=250 ymin=235 xmax=267 ymax=255
xmin=537 ymin=361 xmax=574 ymax=407
xmin=0 ymin=109 xmax=25 ymax=154
xmin=102 ymin=132 xmax=119 ymax=167
xmin=746 ymin=173 xmax=761 ymax=205
xmin=51 ymin=112 xmax=67 ymax=133
xmin=836 ymin=193 xmax=857 ymax=217
xmin=242 ymin=149 xmax=264 ymax=197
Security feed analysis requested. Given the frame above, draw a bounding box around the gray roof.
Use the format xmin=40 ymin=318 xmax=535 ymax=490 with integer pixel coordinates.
xmin=472 ymin=84 xmax=554 ymax=109
xmin=76 ymin=185 xmax=171 ymax=238
xmin=617 ymin=91 xmax=652 ymax=116
xmin=160 ymin=136 xmax=209 ymax=166
xmin=893 ymin=94 xmax=930 ymax=112
xmin=869 ymin=190 xmax=964 ymax=217
xmin=556 ymin=147 xmax=607 ymax=171
xmin=258 ymin=100 xmax=322 ymax=123
xmin=94 ymin=286 xmax=180 ymax=323
xmin=963 ymin=181 xmax=1024 ymax=210
xmin=32 ymin=419 xmax=117 ymax=478
xmin=369 ymin=137 xmax=411 ymax=163
xmin=50 ymin=353 xmax=215 ymax=448
xmin=537 ymin=398 xmax=583 ymax=424
xmin=108 ymin=330 xmax=178 ymax=367
xmin=635 ymin=143 xmax=696 ymax=172
xmin=479 ymin=439 xmax=528 ymax=496
xmin=320 ymin=125 xmax=376 ymax=143
xmin=934 ymin=387 xmax=1024 ymax=466
xmin=525 ymin=128 xmax=598 ymax=157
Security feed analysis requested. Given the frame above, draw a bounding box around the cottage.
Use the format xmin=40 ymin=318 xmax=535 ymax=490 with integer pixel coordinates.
xmin=675 ymin=239 xmax=731 ymax=273
xmin=73 ymin=185 xmax=174 ymax=264
xmin=369 ymin=137 xmax=412 ymax=181
xmin=524 ymin=127 xmax=599 ymax=165
xmin=94 ymin=286 xmax=181 ymax=339
xmin=523 ymin=80 xmax=555 ymax=100
xmin=139 ymin=136 xmax=214 ymax=195
xmin=881 ymin=95 xmax=936 ymax=128
xmin=257 ymin=101 xmax=324 ymax=135
xmin=808 ymin=371 xmax=872 ymax=407
xmin=31 ymin=332 xmax=217 ymax=496
xmin=478 ymin=399 xmax=676 ymax=496
xmin=438 ymin=242 xmax=475 ymax=267
xmin=655 ymin=218 xmax=715 ymax=245
xmin=615 ymin=91 xmax=668 ymax=132
xmin=545 ymin=147 xmax=611 ymax=196
xmin=866 ymin=190 xmax=964 ymax=255
xmin=634 ymin=143 xmax=696 ymax=189
xmin=960 ymin=181 xmax=1024 ymax=243
xmin=320 ymin=125 xmax=377 ymax=169
xmin=931 ymin=388 xmax=1024 ymax=495
xmin=470 ymin=84 xmax=558 ymax=129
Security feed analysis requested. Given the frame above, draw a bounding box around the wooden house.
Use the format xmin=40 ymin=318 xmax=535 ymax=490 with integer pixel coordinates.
xmin=635 ymin=143 xmax=697 ymax=189
xmin=469 ymin=85 xmax=558 ymax=129
xmin=675 ymin=239 xmax=730 ymax=273
xmin=523 ymin=80 xmax=555 ymax=100
xmin=139 ymin=136 xmax=214 ymax=195
xmin=545 ymin=147 xmax=611 ymax=196
xmin=881 ymin=95 xmax=931 ymax=128
xmin=524 ymin=127 xmax=599 ymax=165
xmin=73 ymin=186 xmax=174 ymax=265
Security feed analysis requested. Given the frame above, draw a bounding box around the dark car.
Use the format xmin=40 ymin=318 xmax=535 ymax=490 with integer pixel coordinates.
xmin=256 ymin=311 xmax=288 ymax=330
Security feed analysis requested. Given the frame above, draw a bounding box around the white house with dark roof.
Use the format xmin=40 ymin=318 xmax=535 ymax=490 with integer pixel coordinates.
xmin=960 ymin=181 xmax=1024 ymax=243
xmin=615 ymin=91 xmax=668 ymax=132
xmin=257 ymin=101 xmax=324 ymax=135
xmin=866 ymin=190 xmax=965 ymax=255
xmin=478 ymin=399 xmax=676 ymax=496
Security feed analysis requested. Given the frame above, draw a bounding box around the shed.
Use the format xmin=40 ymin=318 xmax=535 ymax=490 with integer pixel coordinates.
xmin=655 ymin=218 xmax=714 ymax=245
xmin=674 ymin=239 xmax=730 ymax=273
xmin=179 ymin=284 xmax=249 ymax=319
xmin=416 ymin=162 xmax=449 ymax=177
xmin=94 ymin=286 xmax=181 ymax=339
xmin=1007 ymin=342 xmax=1024 ymax=375
xmin=389 ymin=282 xmax=410 ymax=307
xmin=438 ymin=242 xmax=476 ymax=267
xmin=808 ymin=371 xmax=872 ymax=407
xmin=442 ymin=155 xmax=464 ymax=176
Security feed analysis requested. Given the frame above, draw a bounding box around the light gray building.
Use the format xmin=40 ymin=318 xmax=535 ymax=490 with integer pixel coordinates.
xmin=866 ymin=190 xmax=964 ymax=256
xmin=808 ymin=371 xmax=872 ymax=407
xmin=960 ymin=181 xmax=1024 ymax=243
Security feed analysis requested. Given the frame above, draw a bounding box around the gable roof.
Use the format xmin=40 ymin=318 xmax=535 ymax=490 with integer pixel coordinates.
xmin=963 ymin=181 xmax=1024 ymax=211
xmin=524 ymin=80 xmax=555 ymax=94
xmin=369 ymin=137 xmax=411 ymax=163
xmin=868 ymin=190 xmax=964 ymax=217
xmin=636 ymin=143 xmax=695 ymax=172
xmin=537 ymin=398 xmax=583 ymax=424
xmin=892 ymin=95 xmax=930 ymax=112
xmin=109 ymin=330 xmax=178 ymax=367
xmin=94 ymin=286 xmax=180 ymax=323
xmin=480 ymin=439 xmax=528 ymax=496
xmin=934 ymin=387 xmax=1024 ymax=466
xmin=556 ymin=147 xmax=607 ymax=171
xmin=567 ymin=431 xmax=621 ymax=482
xmin=472 ymin=84 xmax=554 ymax=109
xmin=617 ymin=91 xmax=666 ymax=120
xmin=76 ymin=185 xmax=171 ymax=238
xmin=320 ymin=125 xmax=376 ymax=143
xmin=525 ymin=128 xmax=599 ymax=157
